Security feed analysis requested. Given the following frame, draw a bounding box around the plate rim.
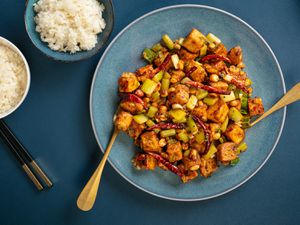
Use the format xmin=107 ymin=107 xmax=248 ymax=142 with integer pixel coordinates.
xmin=89 ymin=4 xmax=286 ymax=201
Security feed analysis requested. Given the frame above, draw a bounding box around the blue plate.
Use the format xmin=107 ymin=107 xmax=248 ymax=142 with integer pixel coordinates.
xmin=24 ymin=0 xmax=114 ymax=62
xmin=90 ymin=5 xmax=286 ymax=201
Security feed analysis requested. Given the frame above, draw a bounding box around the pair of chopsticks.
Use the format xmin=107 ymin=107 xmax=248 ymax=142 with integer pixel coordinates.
xmin=0 ymin=120 xmax=52 ymax=191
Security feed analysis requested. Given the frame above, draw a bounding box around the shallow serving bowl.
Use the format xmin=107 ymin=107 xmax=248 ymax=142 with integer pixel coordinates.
xmin=90 ymin=5 xmax=286 ymax=201
xmin=24 ymin=0 xmax=114 ymax=62
xmin=0 ymin=37 xmax=31 ymax=119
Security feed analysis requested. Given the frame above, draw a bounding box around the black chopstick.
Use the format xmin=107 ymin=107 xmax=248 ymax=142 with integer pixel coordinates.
xmin=0 ymin=120 xmax=53 ymax=188
xmin=0 ymin=124 xmax=43 ymax=190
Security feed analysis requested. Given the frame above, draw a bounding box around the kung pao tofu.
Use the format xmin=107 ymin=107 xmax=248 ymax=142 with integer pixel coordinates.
xmin=114 ymin=28 xmax=264 ymax=183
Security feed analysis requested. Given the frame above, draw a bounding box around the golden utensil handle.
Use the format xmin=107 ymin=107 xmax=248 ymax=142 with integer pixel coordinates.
xmin=251 ymin=82 xmax=300 ymax=126
xmin=77 ymin=128 xmax=119 ymax=211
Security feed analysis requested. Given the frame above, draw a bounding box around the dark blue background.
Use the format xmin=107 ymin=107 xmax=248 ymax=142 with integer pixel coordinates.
xmin=0 ymin=0 xmax=299 ymax=224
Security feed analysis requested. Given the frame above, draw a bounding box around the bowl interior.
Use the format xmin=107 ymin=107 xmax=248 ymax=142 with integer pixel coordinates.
xmin=90 ymin=5 xmax=285 ymax=200
xmin=24 ymin=0 xmax=114 ymax=62
xmin=0 ymin=37 xmax=31 ymax=119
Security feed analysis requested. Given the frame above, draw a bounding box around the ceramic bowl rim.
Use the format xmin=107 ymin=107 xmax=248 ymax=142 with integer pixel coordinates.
xmin=89 ymin=4 xmax=286 ymax=201
xmin=0 ymin=37 xmax=31 ymax=119
xmin=24 ymin=0 xmax=115 ymax=62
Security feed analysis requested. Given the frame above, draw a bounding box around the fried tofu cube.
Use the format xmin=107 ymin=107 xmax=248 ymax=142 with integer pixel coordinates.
xmin=168 ymin=84 xmax=189 ymax=105
xmin=115 ymin=110 xmax=133 ymax=131
xmin=170 ymin=70 xmax=185 ymax=83
xmin=140 ymin=131 xmax=161 ymax=153
xmin=132 ymin=154 xmax=157 ymax=170
xmin=185 ymin=60 xmax=207 ymax=82
xmin=248 ymin=97 xmax=264 ymax=117
xmin=127 ymin=120 xmax=145 ymax=139
xmin=224 ymin=124 xmax=245 ymax=144
xmin=192 ymin=103 xmax=208 ymax=121
xmin=166 ymin=142 xmax=182 ymax=162
xmin=209 ymin=81 xmax=229 ymax=91
xmin=118 ymin=72 xmax=140 ymax=93
xmin=136 ymin=65 xmax=155 ymax=82
xmin=204 ymin=61 xmax=226 ymax=74
xmin=182 ymin=28 xmax=205 ymax=53
xmin=207 ymin=99 xmax=229 ymax=123
xmin=178 ymin=48 xmax=198 ymax=62
xmin=217 ymin=142 xmax=237 ymax=163
xmin=181 ymin=170 xmax=198 ymax=183
xmin=212 ymin=43 xmax=227 ymax=57
xmin=199 ymin=157 xmax=218 ymax=177
xmin=120 ymin=101 xmax=144 ymax=114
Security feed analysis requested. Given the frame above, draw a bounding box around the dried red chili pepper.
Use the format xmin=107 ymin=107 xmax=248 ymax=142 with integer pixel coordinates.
xmin=192 ymin=115 xmax=211 ymax=154
xmin=229 ymin=78 xmax=249 ymax=94
xmin=148 ymin=152 xmax=183 ymax=177
xmin=147 ymin=122 xmax=185 ymax=131
xmin=186 ymin=81 xmax=231 ymax=95
xmin=185 ymin=66 xmax=197 ymax=77
xmin=136 ymin=154 xmax=146 ymax=161
xmin=151 ymin=54 xmax=172 ymax=77
xmin=120 ymin=93 xmax=148 ymax=109
xmin=220 ymin=73 xmax=250 ymax=94
xmin=200 ymin=54 xmax=231 ymax=64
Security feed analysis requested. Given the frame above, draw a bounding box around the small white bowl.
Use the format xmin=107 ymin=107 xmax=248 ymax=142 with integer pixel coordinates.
xmin=0 ymin=37 xmax=31 ymax=119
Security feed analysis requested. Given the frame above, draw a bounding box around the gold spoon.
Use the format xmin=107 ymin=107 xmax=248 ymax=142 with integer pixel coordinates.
xmin=251 ymin=82 xmax=300 ymax=126
xmin=77 ymin=127 xmax=119 ymax=211
xmin=77 ymin=82 xmax=300 ymax=211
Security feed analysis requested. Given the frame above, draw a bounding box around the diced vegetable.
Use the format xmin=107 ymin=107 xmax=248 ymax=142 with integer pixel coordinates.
xmin=151 ymin=91 xmax=160 ymax=102
xmin=195 ymin=129 xmax=205 ymax=143
xmin=160 ymin=78 xmax=170 ymax=97
xmin=147 ymin=106 xmax=158 ymax=118
xmin=169 ymin=109 xmax=187 ymax=123
xmin=178 ymin=37 xmax=184 ymax=45
xmin=146 ymin=119 xmax=156 ymax=127
xmin=151 ymin=43 xmax=162 ymax=52
xmin=239 ymin=117 xmax=251 ymax=129
xmin=206 ymin=33 xmax=221 ymax=44
xmin=236 ymin=142 xmax=248 ymax=154
xmin=230 ymin=158 xmax=240 ymax=166
xmin=241 ymin=96 xmax=248 ymax=109
xmin=178 ymin=130 xmax=189 ymax=143
xmin=152 ymin=71 xmax=164 ymax=82
xmin=204 ymin=143 xmax=218 ymax=160
xmin=187 ymin=116 xmax=198 ymax=134
xmin=200 ymin=44 xmax=207 ymax=56
xmin=171 ymin=54 xmax=180 ymax=69
xmin=220 ymin=116 xmax=229 ymax=133
xmin=203 ymin=96 xmax=218 ymax=106
xmin=234 ymin=89 xmax=247 ymax=99
xmin=141 ymin=79 xmax=157 ymax=95
xmin=186 ymin=95 xmax=198 ymax=110
xmin=228 ymin=107 xmax=243 ymax=122
xmin=219 ymin=136 xmax=227 ymax=143
xmin=160 ymin=129 xmax=176 ymax=137
xmin=162 ymin=34 xmax=174 ymax=50
xmin=142 ymin=48 xmax=157 ymax=63
xmin=196 ymin=89 xmax=208 ymax=100
xmin=220 ymin=91 xmax=236 ymax=102
xmin=133 ymin=114 xmax=148 ymax=124
xmin=163 ymin=71 xmax=171 ymax=79
xmin=181 ymin=77 xmax=192 ymax=84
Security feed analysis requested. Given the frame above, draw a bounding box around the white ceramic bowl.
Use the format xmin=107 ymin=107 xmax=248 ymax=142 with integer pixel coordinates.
xmin=0 ymin=37 xmax=31 ymax=119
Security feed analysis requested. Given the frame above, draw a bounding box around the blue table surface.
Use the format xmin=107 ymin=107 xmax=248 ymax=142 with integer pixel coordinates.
xmin=0 ymin=0 xmax=299 ymax=224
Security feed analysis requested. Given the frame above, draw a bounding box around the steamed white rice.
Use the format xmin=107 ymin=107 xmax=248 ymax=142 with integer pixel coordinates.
xmin=0 ymin=44 xmax=27 ymax=115
xmin=34 ymin=0 xmax=106 ymax=53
